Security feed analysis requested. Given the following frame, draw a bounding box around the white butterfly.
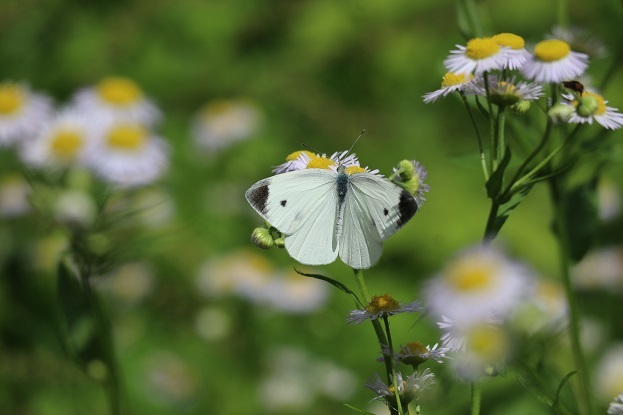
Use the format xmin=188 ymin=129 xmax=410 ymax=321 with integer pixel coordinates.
xmin=245 ymin=156 xmax=419 ymax=269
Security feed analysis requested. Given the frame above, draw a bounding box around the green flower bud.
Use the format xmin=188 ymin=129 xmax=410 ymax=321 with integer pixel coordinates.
xmin=274 ymin=237 xmax=285 ymax=248
xmin=548 ymin=103 xmax=574 ymax=124
xmin=251 ymin=227 xmax=274 ymax=249
xmin=577 ymin=95 xmax=599 ymax=117
xmin=510 ymin=100 xmax=531 ymax=114
xmin=395 ymin=159 xmax=415 ymax=181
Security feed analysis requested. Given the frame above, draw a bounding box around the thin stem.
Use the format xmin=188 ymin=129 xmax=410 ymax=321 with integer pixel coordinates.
xmin=384 ymin=317 xmax=407 ymax=415
xmin=497 ymin=107 xmax=506 ymax=162
xmin=471 ymin=382 xmax=481 ymax=415
xmin=502 ymin=120 xmax=552 ymax=197
xmin=353 ymin=269 xmax=397 ymax=415
xmin=484 ymin=73 xmax=496 ymax=171
xmin=548 ymin=179 xmax=593 ymax=415
xmin=483 ymin=201 xmax=501 ymax=242
xmin=460 ymin=92 xmax=489 ymax=181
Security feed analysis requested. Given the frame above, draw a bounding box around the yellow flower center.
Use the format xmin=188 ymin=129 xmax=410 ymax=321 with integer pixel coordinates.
xmin=441 ymin=72 xmax=473 ymax=87
xmin=0 ymin=84 xmax=25 ymax=115
xmin=492 ymin=33 xmax=525 ymax=50
xmin=582 ymin=91 xmax=607 ymax=115
xmin=306 ymin=155 xmax=336 ymax=170
xmin=285 ymin=150 xmax=314 ymax=162
xmin=445 ymin=257 xmax=497 ymax=292
xmin=96 ymin=77 xmax=143 ymax=106
xmin=345 ymin=166 xmax=366 ymax=174
xmin=403 ymin=341 xmax=427 ymax=355
xmin=534 ymin=40 xmax=571 ymax=62
xmin=467 ymin=325 xmax=509 ymax=361
xmin=50 ymin=130 xmax=84 ymax=158
xmin=366 ymin=293 xmax=400 ymax=314
xmin=203 ymin=100 xmax=234 ymax=116
xmin=107 ymin=124 xmax=148 ymax=150
xmin=465 ymin=38 xmax=500 ymax=60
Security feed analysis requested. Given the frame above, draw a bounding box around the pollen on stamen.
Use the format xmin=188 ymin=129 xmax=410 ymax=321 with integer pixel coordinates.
xmin=445 ymin=259 xmax=498 ymax=293
xmin=441 ymin=72 xmax=473 ymax=88
xmin=286 ymin=150 xmax=314 ymax=161
xmin=367 ymin=294 xmax=400 ymax=314
xmin=534 ymin=40 xmax=571 ymax=62
xmin=492 ymin=33 xmax=525 ymax=50
xmin=306 ymin=155 xmax=337 ymax=170
xmin=345 ymin=166 xmax=367 ymax=175
xmin=465 ymin=38 xmax=500 ymax=60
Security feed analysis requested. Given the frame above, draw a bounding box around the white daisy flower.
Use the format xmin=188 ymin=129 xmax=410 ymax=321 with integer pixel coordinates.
xmin=0 ymin=81 xmax=52 ymax=147
xmin=425 ymin=245 xmax=533 ymax=326
xmin=564 ymin=90 xmax=623 ymax=130
xmin=273 ymin=150 xmax=316 ymax=174
xmin=452 ymin=323 xmax=511 ymax=380
xmin=365 ymin=369 xmax=435 ymax=407
xmin=608 ymin=394 xmax=623 ymax=415
xmin=262 ymin=269 xmax=329 ymax=314
xmin=191 ymin=99 xmax=261 ymax=152
xmin=53 ymin=189 xmax=97 ymax=228
xmin=492 ymin=33 xmax=531 ymax=70
xmin=444 ymin=37 xmax=513 ymax=74
xmin=71 ymin=77 xmax=161 ymax=126
xmin=521 ymin=39 xmax=589 ymax=83
xmin=88 ymin=122 xmax=169 ymax=188
xmin=19 ymin=110 xmax=98 ymax=169
xmin=423 ymin=72 xmax=476 ymax=103
xmin=195 ymin=250 xmax=274 ymax=300
xmin=595 ymin=344 xmax=623 ymax=402
xmin=469 ymin=75 xmax=544 ymax=105
xmin=437 ymin=315 xmax=502 ymax=352
xmin=0 ymin=173 xmax=31 ymax=217
xmin=572 ymin=246 xmax=623 ymax=290
xmin=379 ymin=342 xmax=449 ymax=365
xmin=347 ymin=293 xmax=422 ymax=324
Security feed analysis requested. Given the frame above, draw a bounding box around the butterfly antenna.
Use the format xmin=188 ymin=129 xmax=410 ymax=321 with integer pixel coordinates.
xmin=302 ymin=143 xmax=323 ymax=155
xmin=346 ymin=129 xmax=365 ymax=156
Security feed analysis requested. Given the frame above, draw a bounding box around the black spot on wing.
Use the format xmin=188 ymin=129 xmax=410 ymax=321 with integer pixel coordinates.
xmin=396 ymin=191 xmax=418 ymax=227
xmin=280 ymin=200 xmax=287 ymax=207
xmin=246 ymin=180 xmax=270 ymax=214
xmin=383 ymin=208 xmax=389 ymax=216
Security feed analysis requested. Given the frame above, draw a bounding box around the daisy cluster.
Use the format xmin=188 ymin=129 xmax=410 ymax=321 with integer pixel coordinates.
xmin=425 ymin=245 xmax=539 ymax=380
xmin=424 ymin=30 xmax=623 ymax=129
xmin=0 ymin=77 xmax=169 ymax=188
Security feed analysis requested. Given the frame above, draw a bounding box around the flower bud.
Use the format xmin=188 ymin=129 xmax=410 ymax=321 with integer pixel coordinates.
xmin=548 ymin=103 xmax=574 ymax=124
xmin=251 ymin=227 xmax=274 ymax=249
xmin=510 ymin=100 xmax=531 ymax=114
xmin=274 ymin=237 xmax=285 ymax=248
xmin=576 ymin=95 xmax=599 ymax=117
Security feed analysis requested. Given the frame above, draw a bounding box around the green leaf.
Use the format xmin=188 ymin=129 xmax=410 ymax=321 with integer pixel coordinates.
xmin=554 ymin=370 xmax=578 ymax=408
xmin=486 ymin=145 xmax=512 ymax=199
xmin=344 ymin=404 xmax=377 ymax=415
xmin=558 ymin=179 xmax=598 ymax=262
xmin=294 ymin=268 xmax=363 ymax=307
xmin=489 ymin=185 xmax=532 ymax=238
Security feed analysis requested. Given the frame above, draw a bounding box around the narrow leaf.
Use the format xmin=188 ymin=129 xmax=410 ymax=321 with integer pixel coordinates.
xmin=486 ymin=145 xmax=512 ymax=199
xmin=294 ymin=268 xmax=362 ymax=306
xmin=344 ymin=404 xmax=377 ymax=415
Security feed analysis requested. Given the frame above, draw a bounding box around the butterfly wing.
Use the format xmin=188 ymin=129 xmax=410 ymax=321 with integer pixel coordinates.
xmin=339 ymin=173 xmax=419 ymax=269
xmin=245 ymin=169 xmax=340 ymax=265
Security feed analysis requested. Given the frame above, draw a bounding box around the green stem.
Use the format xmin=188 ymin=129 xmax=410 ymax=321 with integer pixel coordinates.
xmin=502 ymin=120 xmax=552 ymax=197
xmin=460 ymin=92 xmax=489 ymax=181
xmin=460 ymin=0 xmax=484 ymax=37
xmin=497 ymin=107 xmax=506 ymax=162
xmin=484 ymin=74 xmax=496 ymax=172
xmin=548 ymin=179 xmax=593 ymax=415
xmin=471 ymin=382 xmax=481 ymax=415
xmin=483 ymin=201 xmax=501 ymax=242
xmin=353 ymin=269 xmax=397 ymax=415
xmin=81 ymin=265 xmax=123 ymax=415
xmin=384 ymin=317 xmax=407 ymax=415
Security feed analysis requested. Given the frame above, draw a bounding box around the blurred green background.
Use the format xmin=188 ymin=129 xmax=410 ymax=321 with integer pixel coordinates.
xmin=1 ymin=0 xmax=623 ymax=414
